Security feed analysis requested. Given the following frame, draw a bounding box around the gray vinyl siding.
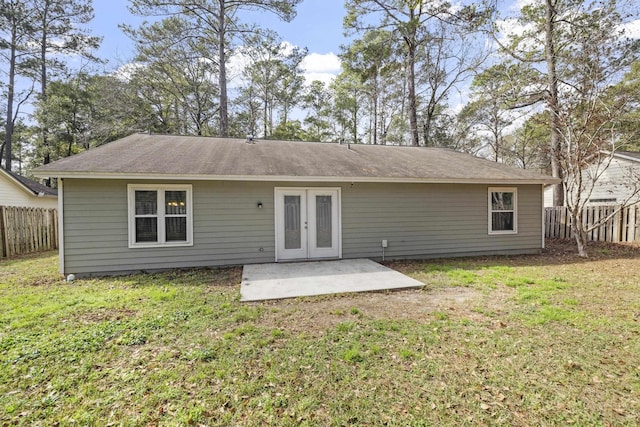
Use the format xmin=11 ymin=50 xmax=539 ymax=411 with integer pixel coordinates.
xmin=63 ymin=179 xmax=277 ymax=275
xmin=62 ymin=179 xmax=543 ymax=275
xmin=342 ymin=183 xmax=541 ymax=260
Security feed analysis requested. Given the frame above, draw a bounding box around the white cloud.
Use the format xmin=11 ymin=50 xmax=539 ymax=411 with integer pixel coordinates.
xmin=300 ymin=52 xmax=341 ymax=86
xmin=513 ymin=0 xmax=537 ymax=10
xmin=111 ymin=62 xmax=145 ymax=81
xmin=301 ymin=52 xmax=341 ymax=75
xmin=495 ymin=17 xmax=536 ymax=40
xmin=227 ymin=47 xmax=252 ymax=88
xmin=620 ymin=19 xmax=640 ymax=39
xmin=493 ymin=17 xmax=541 ymax=53
xmin=229 ymin=48 xmax=342 ymax=88
xmin=303 ymin=72 xmax=338 ymax=86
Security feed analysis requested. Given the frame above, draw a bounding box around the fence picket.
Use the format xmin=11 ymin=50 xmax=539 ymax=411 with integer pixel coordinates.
xmin=0 ymin=206 xmax=58 ymax=257
xmin=545 ymin=204 xmax=640 ymax=243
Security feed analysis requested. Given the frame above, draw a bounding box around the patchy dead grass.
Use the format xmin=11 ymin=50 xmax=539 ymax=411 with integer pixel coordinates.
xmin=254 ymin=286 xmax=483 ymax=335
xmin=1 ymin=240 xmax=639 ymax=426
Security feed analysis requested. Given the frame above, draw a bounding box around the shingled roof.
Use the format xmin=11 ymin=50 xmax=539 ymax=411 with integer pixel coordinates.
xmin=33 ymin=133 xmax=558 ymax=184
xmin=1 ymin=168 xmax=57 ymax=197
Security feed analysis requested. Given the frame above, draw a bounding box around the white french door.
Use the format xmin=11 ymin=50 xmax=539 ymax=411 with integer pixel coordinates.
xmin=275 ymin=188 xmax=341 ymax=261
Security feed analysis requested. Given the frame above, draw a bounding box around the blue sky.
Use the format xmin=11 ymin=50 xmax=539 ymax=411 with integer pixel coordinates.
xmin=84 ymin=0 xmax=638 ymax=117
xmin=92 ymin=0 xmax=347 ymax=80
xmin=33 ymin=0 xmax=640 ymax=115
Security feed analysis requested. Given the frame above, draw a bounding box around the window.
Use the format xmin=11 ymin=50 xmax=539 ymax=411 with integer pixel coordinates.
xmin=127 ymin=184 xmax=193 ymax=247
xmin=488 ymin=187 xmax=517 ymax=234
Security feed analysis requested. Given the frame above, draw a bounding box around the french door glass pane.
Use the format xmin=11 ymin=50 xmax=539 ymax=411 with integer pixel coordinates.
xmin=284 ymin=195 xmax=301 ymax=249
xmin=135 ymin=217 xmax=157 ymax=242
xmin=316 ymin=195 xmax=332 ymax=248
xmin=135 ymin=191 xmax=157 ymax=215
xmin=166 ymin=217 xmax=187 ymax=241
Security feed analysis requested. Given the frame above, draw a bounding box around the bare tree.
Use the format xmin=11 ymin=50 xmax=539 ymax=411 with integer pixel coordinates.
xmin=344 ymin=0 xmax=487 ymax=146
xmin=560 ymin=98 xmax=640 ymax=257
xmin=417 ymin=20 xmax=489 ymax=147
xmin=492 ymin=0 xmax=640 ymax=210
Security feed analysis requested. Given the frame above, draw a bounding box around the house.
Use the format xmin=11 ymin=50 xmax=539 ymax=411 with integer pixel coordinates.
xmin=33 ymin=133 xmax=559 ymax=276
xmin=544 ymin=151 xmax=640 ymax=207
xmin=0 ymin=167 xmax=58 ymax=209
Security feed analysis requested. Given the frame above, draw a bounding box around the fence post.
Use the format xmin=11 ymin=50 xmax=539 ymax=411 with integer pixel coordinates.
xmin=53 ymin=209 xmax=59 ymax=249
xmin=0 ymin=206 xmax=6 ymax=258
xmin=622 ymin=207 xmax=629 ymax=242
xmin=629 ymin=205 xmax=638 ymax=242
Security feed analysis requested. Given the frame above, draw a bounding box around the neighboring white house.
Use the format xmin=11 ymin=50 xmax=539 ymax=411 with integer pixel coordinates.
xmin=544 ymin=151 xmax=640 ymax=207
xmin=0 ymin=168 xmax=58 ymax=209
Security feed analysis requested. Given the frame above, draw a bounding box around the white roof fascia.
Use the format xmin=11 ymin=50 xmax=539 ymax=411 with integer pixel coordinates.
xmin=612 ymin=152 xmax=640 ymax=163
xmin=31 ymin=171 xmax=559 ymax=185
xmin=598 ymin=149 xmax=640 ymax=164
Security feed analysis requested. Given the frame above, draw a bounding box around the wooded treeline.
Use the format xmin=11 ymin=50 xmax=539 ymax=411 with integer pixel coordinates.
xmin=2 ymin=0 xmax=640 ymax=204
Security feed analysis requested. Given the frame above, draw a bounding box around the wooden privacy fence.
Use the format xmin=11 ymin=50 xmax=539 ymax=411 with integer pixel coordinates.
xmin=545 ymin=205 xmax=640 ymax=242
xmin=0 ymin=206 xmax=58 ymax=258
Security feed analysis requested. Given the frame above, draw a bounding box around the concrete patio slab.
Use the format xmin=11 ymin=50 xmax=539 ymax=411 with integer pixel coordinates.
xmin=240 ymin=259 xmax=425 ymax=302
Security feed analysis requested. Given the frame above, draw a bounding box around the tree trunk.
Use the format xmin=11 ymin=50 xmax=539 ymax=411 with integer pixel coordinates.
xmin=372 ymin=78 xmax=378 ymax=145
xmin=39 ymin=5 xmax=53 ymax=188
xmin=282 ymin=101 xmax=288 ymax=125
xmin=352 ymin=95 xmax=358 ymax=144
xmin=217 ymin=0 xmax=229 ymax=137
xmin=268 ymin=101 xmax=273 ymax=137
xmin=422 ymin=104 xmax=436 ymax=147
xmin=545 ymin=0 xmax=564 ymax=206
xmin=569 ymin=204 xmax=589 ymax=257
xmin=4 ymin=29 xmax=17 ymax=171
xmin=406 ymin=41 xmax=419 ymax=146
xmin=572 ymin=223 xmax=588 ymax=257
xmin=263 ymin=90 xmax=268 ymax=138
xmin=492 ymin=104 xmax=500 ymax=162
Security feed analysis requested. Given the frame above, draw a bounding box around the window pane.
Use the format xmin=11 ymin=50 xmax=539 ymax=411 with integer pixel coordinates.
xmin=492 ymin=192 xmax=513 ymax=211
xmin=284 ymin=195 xmax=301 ymax=249
xmin=166 ymin=217 xmax=187 ymax=241
xmin=316 ymin=195 xmax=332 ymax=248
xmin=492 ymin=212 xmax=514 ymax=231
xmin=165 ymin=191 xmax=187 ymax=215
xmin=135 ymin=217 xmax=157 ymax=242
xmin=135 ymin=191 xmax=157 ymax=215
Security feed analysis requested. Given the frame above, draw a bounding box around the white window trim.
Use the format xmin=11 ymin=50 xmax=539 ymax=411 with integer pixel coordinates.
xmin=488 ymin=187 xmax=518 ymax=235
xmin=127 ymin=184 xmax=193 ymax=248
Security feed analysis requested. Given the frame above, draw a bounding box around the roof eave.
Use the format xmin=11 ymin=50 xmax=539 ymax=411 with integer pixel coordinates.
xmin=0 ymin=168 xmax=44 ymax=197
xmin=612 ymin=152 xmax=640 ymax=163
xmin=31 ymin=171 xmax=560 ymax=185
xmin=596 ymin=149 xmax=640 ymax=164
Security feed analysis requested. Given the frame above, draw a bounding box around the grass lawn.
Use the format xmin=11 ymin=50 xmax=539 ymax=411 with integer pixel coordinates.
xmin=1 ymin=240 xmax=639 ymax=426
